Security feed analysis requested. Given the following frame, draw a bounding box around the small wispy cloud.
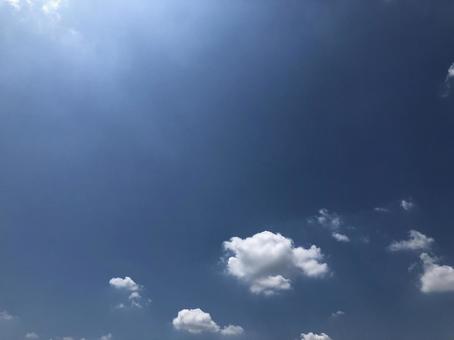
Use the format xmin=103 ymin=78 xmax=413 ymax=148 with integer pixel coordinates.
xmin=441 ymin=63 xmax=454 ymax=98
xmin=0 ymin=310 xmax=14 ymax=321
xmin=388 ymin=230 xmax=434 ymax=252
xmin=330 ymin=310 xmax=345 ymax=318
xmin=309 ymin=209 xmax=353 ymax=242
xmin=400 ymin=199 xmax=415 ymax=211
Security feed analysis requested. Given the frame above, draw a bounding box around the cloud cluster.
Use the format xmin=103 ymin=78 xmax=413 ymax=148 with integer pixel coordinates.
xmin=388 ymin=230 xmax=434 ymax=252
xmin=309 ymin=209 xmax=350 ymax=243
xmin=109 ymin=276 xmax=147 ymax=308
xmin=301 ymin=332 xmax=332 ymax=340
xmin=223 ymin=231 xmax=328 ymax=295
xmin=172 ymin=309 xmax=243 ymax=336
xmin=420 ymin=253 xmax=454 ymax=293
xmin=25 ymin=333 xmax=39 ymax=339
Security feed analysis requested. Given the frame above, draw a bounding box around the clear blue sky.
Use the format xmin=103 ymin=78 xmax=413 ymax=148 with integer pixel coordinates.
xmin=1 ymin=1 xmax=454 ymax=340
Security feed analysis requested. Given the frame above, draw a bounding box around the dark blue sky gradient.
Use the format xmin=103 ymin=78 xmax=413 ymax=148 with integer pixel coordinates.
xmin=1 ymin=0 xmax=454 ymax=339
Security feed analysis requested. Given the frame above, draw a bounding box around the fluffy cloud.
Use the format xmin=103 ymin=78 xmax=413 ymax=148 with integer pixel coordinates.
xmin=109 ymin=276 xmax=140 ymax=291
xmin=109 ymin=276 xmax=148 ymax=308
xmin=25 ymin=333 xmax=39 ymax=339
xmin=301 ymin=332 xmax=332 ymax=340
xmin=99 ymin=334 xmax=113 ymax=340
xmin=388 ymin=230 xmax=434 ymax=252
xmin=400 ymin=199 xmax=415 ymax=211
xmin=172 ymin=309 xmax=243 ymax=336
xmin=223 ymin=231 xmax=328 ymax=295
xmin=420 ymin=253 xmax=454 ymax=293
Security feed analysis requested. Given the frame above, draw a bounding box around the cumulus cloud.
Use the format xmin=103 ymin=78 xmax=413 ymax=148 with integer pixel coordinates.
xmin=172 ymin=309 xmax=243 ymax=336
xmin=420 ymin=253 xmax=454 ymax=293
xmin=223 ymin=231 xmax=328 ymax=295
xmin=99 ymin=334 xmax=113 ymax=340
xmin=301 ymin=332 xmax=332 ymax=340
xmin=109 ymin=276 xmax=140 ymax=291
xmin=109 ymin=276 xmax=148 ymax=308
xmin=388 ymin=230 xmax=434 ymax=252
xmin=400 ymin=199 xmax=415 ymax=211
xmin=25 ymin=332 xmax=39 ymax=339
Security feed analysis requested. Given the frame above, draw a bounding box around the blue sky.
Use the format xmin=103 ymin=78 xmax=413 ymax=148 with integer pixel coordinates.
xmin=1 ymin=0 xmax=454 ymax=339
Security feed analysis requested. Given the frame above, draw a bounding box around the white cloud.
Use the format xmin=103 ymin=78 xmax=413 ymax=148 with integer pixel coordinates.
xmin=310 ymin=209 xmax=351 ymax=242
xmin=374 ymin=207 xmax=390 ymax=213
xmin=4 ymin=0 xmax=64 ymax=16
xmin=41 ymin=0 xmax=61 ymax=14
xmin=173 ymin=309 xmax=243 ymax=336
xmin=311 ymin=209 xmax=342 ymax=230
xmin=400 ymin=199 xmax=415 ymax=211
xmin=109 ymin=276 xmax=148 ymax=308
xmin=249 ymin=275 xmax=291 ymax=295
xmin=442 ymin=63 xmax=454 ymax=97
xmin=330 ymin=310 xmax=345 ymax=318
xmin=0 ymin=310 xmax=14 ymax=321
xmin=220 ymin=325 xmax=244 ymax=336
xmin=109 ymin=276 xmax=140 ymax=291
xmin=420 ymin=253 xmax=454 ymax=293
xmin=301 ymin=332 xmax=332 ymax=340
xmin=332 ymin=232 xmax=350 ymax=243
xmin=388 ymin=230 xmax=434 ymax=252
xmin=25 ymin=332 xmax=39 ymax=339
xmin=99 ymin=334 xmax=112 ymax=340
xmin=223 ymin=231 xmax=328 ymax=295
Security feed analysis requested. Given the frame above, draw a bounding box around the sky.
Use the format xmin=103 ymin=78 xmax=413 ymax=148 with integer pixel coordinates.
xmin=1 ymin=0 xmax=454 ymax=339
